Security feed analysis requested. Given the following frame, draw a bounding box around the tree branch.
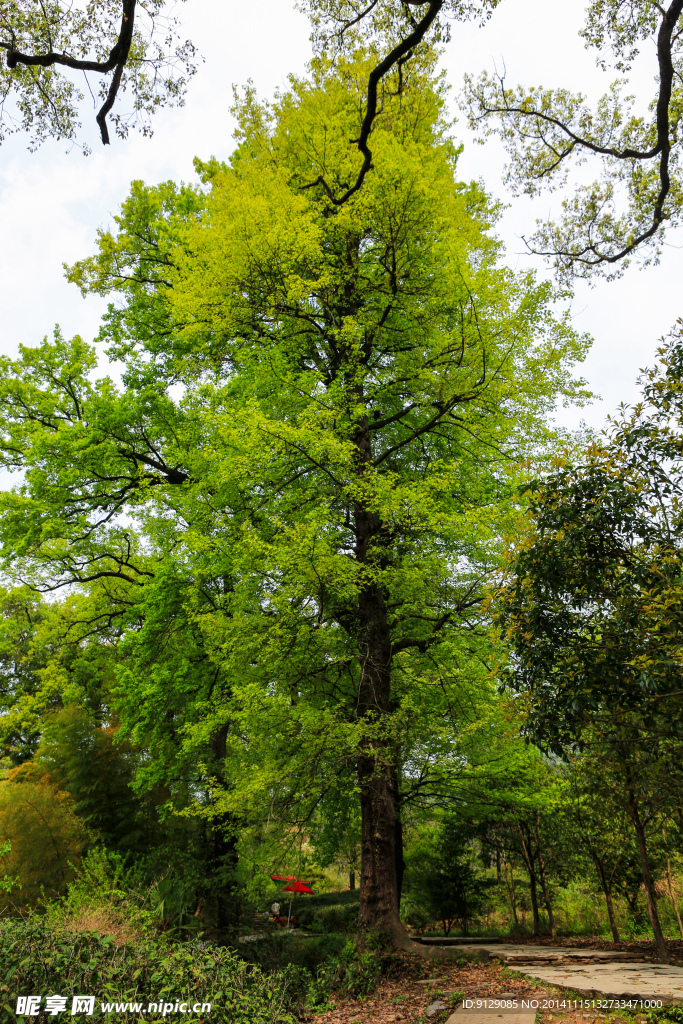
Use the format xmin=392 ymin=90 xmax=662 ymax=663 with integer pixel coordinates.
xmin=302 ymin=0 xmax=443 ymax=206
xmin=2 ymin=0 xmax=137 ymax=145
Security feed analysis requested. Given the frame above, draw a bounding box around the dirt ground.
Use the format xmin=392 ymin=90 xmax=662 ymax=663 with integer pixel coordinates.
xmin=308 ymin=949 xmax=679 ymax=1024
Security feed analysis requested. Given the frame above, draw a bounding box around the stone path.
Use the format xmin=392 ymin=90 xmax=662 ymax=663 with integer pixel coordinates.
xmin=419 ymin=942 xmax=683 ymax=1001
xmin=517 ymin=962 xmax=683 ymax=1000
xmin=419 ymin=941 xmax=641 ymax=964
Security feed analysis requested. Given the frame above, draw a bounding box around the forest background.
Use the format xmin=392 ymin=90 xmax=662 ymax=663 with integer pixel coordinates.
xmin=2 ymin=0 xmax=683 ymax=1017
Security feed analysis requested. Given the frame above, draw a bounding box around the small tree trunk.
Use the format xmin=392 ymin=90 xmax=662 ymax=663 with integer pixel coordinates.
xmin=590 ymin=851 xmax=620 ymax=943
xmin=665 ymin=857 xmax=683 ymax=940
xmin=535 ymin=826 xmax=557 ymax=939
xmin=518 ymin=824 xmax=540 ymax=936
xmin=529 ymin=871 xmax=541 ymax=936
xmin=503 ymin=854 xmax=519 ymax=927
xmin=628 ymin=792 xmax=669 ymax=963
xmin=349 ymin=868 xmax=356 ymax=891
xmin=392 ymin=768 xmax=406 ymax=906
xmin=496 ymin=847 xmax=501 ymax=885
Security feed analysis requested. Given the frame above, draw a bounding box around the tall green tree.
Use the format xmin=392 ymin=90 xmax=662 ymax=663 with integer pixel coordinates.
xmin=0 ymin=51 xmax=587 ymax=945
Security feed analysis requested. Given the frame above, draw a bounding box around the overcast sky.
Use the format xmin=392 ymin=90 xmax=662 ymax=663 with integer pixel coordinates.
xmin=1 ymin=0 xmax=680 ymax=433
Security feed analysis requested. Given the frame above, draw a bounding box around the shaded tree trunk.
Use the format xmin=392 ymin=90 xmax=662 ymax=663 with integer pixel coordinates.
xmin=354 ymin=410 xmax=406 ymax=944
xmin=627 ymin=791 xmax=669 ymax=963
xmin=502 ymin=852 xmax=519 ymax=927
xmin=392 ymin=768 xmax=406 ymax=907
xmin=528 ymin=870 xmax=541 ymax=936
xmin=204 ymin=724 xmax=239 ymax=933
xmin=593 ymin=853 xmax=620 ymax=942
xmin=589 ymin=850 xmax=620 ymax=943
xmin=349 ymin=868 xmax=356 ymax=891
xmin=518 ymin=824 xmax=540 ymax=936
xmin=535 ymin=825 xmax=557 ymax=939
xmin=358 ymin=747 xmax=403 ymax=938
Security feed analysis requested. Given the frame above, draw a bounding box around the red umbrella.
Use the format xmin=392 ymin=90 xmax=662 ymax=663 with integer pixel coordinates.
xmin=283 ymin=880 xmax=314 ymax=894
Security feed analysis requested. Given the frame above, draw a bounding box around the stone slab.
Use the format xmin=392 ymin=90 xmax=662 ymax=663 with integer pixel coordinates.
xmin=429 ymin=943 xmax=642 ymax=965
xmin=518 ymin=962 xmax=683 ymax=1001
xmin=420 ymin=937 xmax=503 ymax=946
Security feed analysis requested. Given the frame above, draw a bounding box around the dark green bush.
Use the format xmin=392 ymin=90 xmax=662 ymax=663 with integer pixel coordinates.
xmin=294 ymin=889 xmax=360 ymax=933
xmin=0 ymin=920 xmax=300 ymax=1024
xmin=287 ymin=933 xmax=349 ymax=973
xmin=308 ymin=903 xmax=359 ymax=933
xmin=238 ymin=931 xmax=348 ymax=974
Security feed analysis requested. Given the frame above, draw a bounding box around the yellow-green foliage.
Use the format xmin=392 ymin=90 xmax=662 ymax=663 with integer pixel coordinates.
xmin=0 ymin=765 xmax=87 ymax=909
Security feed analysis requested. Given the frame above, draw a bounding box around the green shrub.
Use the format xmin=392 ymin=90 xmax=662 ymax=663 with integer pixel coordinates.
xmin=308 ymin=903 xmax=359 ymax=933
xmin=0 ymin=920 xmax=300 ymax=1024
xmin=306 ymin=940 xmax=381 ymax=1008
xmin=400 ymin=898 xmax=429 ymax=934
xmin=294 ymin=890 xmax=360 ymax=933
xmin=239 ymin=931 xmax=348 ymax=974
xmin=43 ymin=848 xmax=153 ymax=944
xmin=647 ymin=1009 xmax=683 ymax=1024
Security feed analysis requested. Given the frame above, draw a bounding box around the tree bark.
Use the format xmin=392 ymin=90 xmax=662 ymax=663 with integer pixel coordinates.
xmin=358 ymin=748 xmax=403 ymax=937
xmin=349 ymin=868 xmax=356 ymax=891
xmin=349 ymin=392 xmax=446 ymax=957
xmin=627 ymin=791 xmax=669 ymax=962
xmin=353 ymin=406 xmax=406 ymax=942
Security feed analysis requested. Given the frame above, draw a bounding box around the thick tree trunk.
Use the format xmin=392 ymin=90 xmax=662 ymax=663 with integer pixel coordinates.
xmin=351 ymin=414 xmax=444 ymax=958
xmin=535 ymin=826 xmax=556 ymax=939
xmin=353 ymin=407 xmax=407 ymax=943
xmin=203 ymin=725 xmax=239 ymax=933
xmin=358 ymin=748 xmax=404 ymax=938
xmin=590 ymin=852 xmax=620 ymax=943
xmin=628 ymin=792 xmax=669 ymax=962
